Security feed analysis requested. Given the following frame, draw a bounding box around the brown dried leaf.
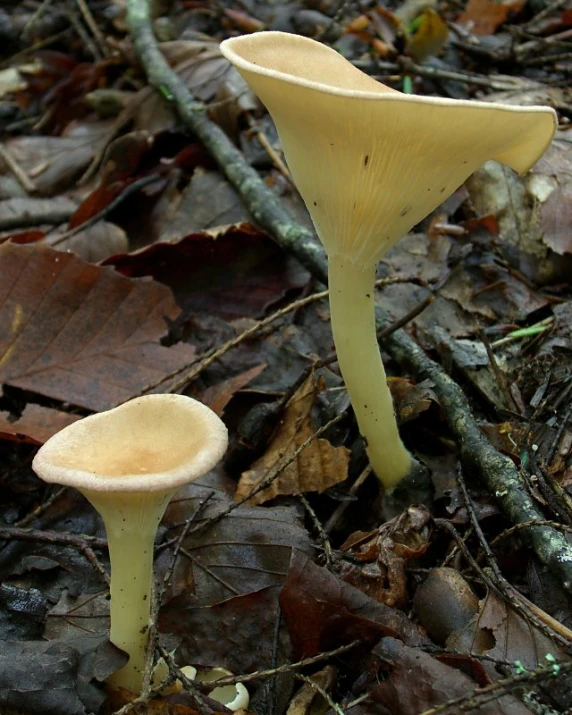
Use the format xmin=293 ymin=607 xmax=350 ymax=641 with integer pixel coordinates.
xmin=200 ymin=364 xmax=267 ymax=416
xmin=279 ymin=552 xmax=426 ymax=660
xmin=4 ymin=121 xmax=115 ymax=196
xmin=0 ymin=404 xmax=80 ymax=444
xmin=475 ymin=590 xmax=570 ymax=668
xmin=236 ymin=372 xmax=349 ymax=505
xmin=0 ymin=243 xmax=196 ymax=414
xmin=457 ymin=0 xmax=525 ymax=35
xmin=370 ymin=638 xmax=532 ymax=715
xmin=339 ymin=506 xmax=432 ymax=609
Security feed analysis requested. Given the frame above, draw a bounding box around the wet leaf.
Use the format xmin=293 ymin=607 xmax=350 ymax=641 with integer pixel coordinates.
xmin=200 ymin=364 xmax=267 ymax=416
xmin=0 ymin=637 xmax=123 ymax=715
xmin=370 ymin=637 xmax=532 ymax=714
xmin=105 ymin=223 xmax=309 ymax=322
xmin=236 ymin=372 xmax=349 ymax=505
xmin=279 ymin=552 xmax=426 ymax=660
xmin=475 ymin=590 xmax=569 ymax=668
xmin=339 ymin=507 xmax=432 ymax=609
xmin=4 ymin=121 xmax=116 ymax=197
xmin=0 ymin=242 xmax=196 ymax=414
xmin=162 ymin=482 xmax=313 ymax=610
xmin=0 ymin=404 xmax=80 ymax=444
xmin=457 ymin=0 xmax=526 ymax=36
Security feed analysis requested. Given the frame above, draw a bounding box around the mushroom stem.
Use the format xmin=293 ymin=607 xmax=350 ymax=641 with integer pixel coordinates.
xmin=83 ymin=488 xmax=174 ymax=694
xmin=328 ymin=254 xmax=411 ymax=488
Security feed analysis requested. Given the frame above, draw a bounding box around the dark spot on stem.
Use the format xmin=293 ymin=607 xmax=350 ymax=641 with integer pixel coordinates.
xmin=313 ymin=200 xmax=317 ymax=206
xmin=400 ymin=205 xmax=411 ymax=217
xmin=364 ymin=155 xmax=369 ymax=167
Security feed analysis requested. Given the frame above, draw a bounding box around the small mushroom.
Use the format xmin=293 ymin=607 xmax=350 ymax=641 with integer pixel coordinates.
xmin=220 ymin=31 xmax=557 ymax=490
xmin=32 ymin=394 xmax=228 ymax=694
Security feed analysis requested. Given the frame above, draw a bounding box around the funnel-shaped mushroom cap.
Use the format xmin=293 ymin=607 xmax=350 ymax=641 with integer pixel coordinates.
xmin=32 ymin=394 xmax=228 ymax=492
xmin=221 ymin=31 xmax=557 ymax=265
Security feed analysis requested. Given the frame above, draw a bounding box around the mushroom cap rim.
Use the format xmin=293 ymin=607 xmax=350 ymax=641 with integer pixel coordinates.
xmin=32 ymin=394 xmax=228 ymax=493
xmin=220 ymin=32 xmax=558 ymax=120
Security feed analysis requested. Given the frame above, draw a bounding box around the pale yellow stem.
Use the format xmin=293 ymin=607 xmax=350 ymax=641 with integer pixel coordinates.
xmin=328 ymin=254 xmax=411 ymax=489
xmin=82 ymin=489 xmax=174 ymax=694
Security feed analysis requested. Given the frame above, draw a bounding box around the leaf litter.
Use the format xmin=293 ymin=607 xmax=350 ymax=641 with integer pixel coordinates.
xmin=1 ymin=0 xmax=572 ymax=714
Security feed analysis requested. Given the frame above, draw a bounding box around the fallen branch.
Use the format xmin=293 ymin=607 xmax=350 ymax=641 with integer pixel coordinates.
xmin=125 ymin=0 xmax=572 ymax=595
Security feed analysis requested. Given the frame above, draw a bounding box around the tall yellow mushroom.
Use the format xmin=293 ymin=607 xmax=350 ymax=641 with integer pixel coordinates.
xmin=220 ymin=31 xmax=556 ymax=490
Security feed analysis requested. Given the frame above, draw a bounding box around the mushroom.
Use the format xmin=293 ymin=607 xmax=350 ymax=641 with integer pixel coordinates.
xmin=220 ymin=31 xmax=557 ymax=490
xmin=32 ymin=394 xmax=228 ymax=694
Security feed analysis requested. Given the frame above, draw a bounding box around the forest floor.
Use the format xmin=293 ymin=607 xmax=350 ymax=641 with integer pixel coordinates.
xmin=0 ymin=0 xmax=572 ymax=713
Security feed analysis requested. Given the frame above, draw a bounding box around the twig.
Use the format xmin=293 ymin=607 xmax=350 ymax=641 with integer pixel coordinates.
xmin=0 ymin=143 xmax=36 ymax=193
xmin=417 ymin=659 xmax=572 ymax=715
xmin=21 ymin=0 xmax=55 ymax=37
xmin=299 ymin=493 xmax=333 ymax=567
xmin=478 ymin=328 xmax=520 ymax=414
xmin=294 ymin=673 xmax=346 ymax=715
xmin=66 ymin=7 xmax=102 ymax=62
xmin=74 ymin=0 xmax=108 ymax=57
xmin=156 ymin=645 xmax=216 ymax=715
xmin=125 ymin=0 xmax=327 ymax=281
xmin=15 ymin=486 xmax=67 ymax=527
xmin=323 ymin=466 xmax=372 ymax=534
xmin=125 ymin=0 xmax=572 ymax=595
xmin=521 ymin=0 xmax=571 ymax=30
xmin=456 ymin=466 xmax=572 ymax=648
xmin=246 ymin=111 xmax=292 ymax=180
xmin=50 ymin=174 xmax=161 ymax=247
xmin=129 ymin=275 xmax=420 ymax=401
xmin=215 ymin=641 xmax=360 ymax=686
xmin=0 ymin=525 xmax=109 ymax=583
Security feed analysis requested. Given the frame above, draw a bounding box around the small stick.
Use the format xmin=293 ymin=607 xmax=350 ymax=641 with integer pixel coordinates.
xmin=75 ymin=0 xmax=108 ymax=57
xmin=0 ymin=143 xmax=36 ymax=193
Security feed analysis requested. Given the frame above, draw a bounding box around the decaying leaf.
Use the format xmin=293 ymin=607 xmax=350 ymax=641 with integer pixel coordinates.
xmin=0 ymin=404 xmax=80 ymax=444
xmin=370 ymin=637 xmax=532 ymax=714
xmin=236 ymin=371 xmax=349 ymax=505
xmin=0 ymin=242 xmax=196 ymax=415
xmin=279 ymin=552 xmax=426 ymax=660
xmin=457 ymin=0 xmax=525 ymax=35
xmin=339 ymin=506 xmax=432 ymax=609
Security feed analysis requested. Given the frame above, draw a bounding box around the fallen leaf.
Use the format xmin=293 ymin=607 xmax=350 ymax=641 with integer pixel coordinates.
xmin=105 ymin=223 xmax=310 ymax=322
xmin=0 ymin=242 xmax=196 ymax=414
xmin=0 ymin=637 xmax=123 ymax=715
xmin=370 ymin=637 xmax=532 ymax=714
xmin=0 ymin=197 xmax=77 ymax=232
xmin=0 ymin=404 xmax=80 ymax=444
xmin=3 ymin=121 xmax=116 ymax=196
xmin=46 ymin=220 xmax=129 ymax=263
xmin=457 ymin=0 xmax=525 ymax=35
xmin=236 ymin=371 xmax=349 ymax=505
xmin=339 ymin=506 xmax=432 ymax=608
xmin=200 ymin=363 xmax=267 ymax=416
xmin=279 ymin=552 xmax=426 ymax=660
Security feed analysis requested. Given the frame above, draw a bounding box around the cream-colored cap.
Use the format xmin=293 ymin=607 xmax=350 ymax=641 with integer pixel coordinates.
xmin=32 ymin=394 xmax=228 ymax=492
xmin=221 ymin=31 xmax=557 ymax=266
